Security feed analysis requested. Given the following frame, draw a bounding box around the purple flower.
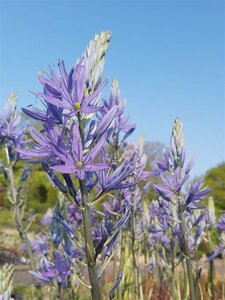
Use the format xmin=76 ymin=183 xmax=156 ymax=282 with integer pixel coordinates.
xmin=101 ymin=80 xmax=136 ymax=137
xmin=104 ymin=197 xmax=121 ymax=215
xmin=33 ymin=60 xmax=108 ymax=117
xmin=186 ymin=179 xmax=211 ymax=209
xmin=22 ymin=103 xmax=63 ymax=125
xmin=40 ymin=209 xmax=53 ymax=226
xmin=150 ymin=147 xmax=193 ymax=178
xmin=85 ymin=106 xmax=118 ymax=148
xmin=97 ymin=157 xmax=136 ymax=192
xmin=53 ymin=213 xmax=76 ymax=239
xmin=153 ymin=168 xmax=189 ymax=200
xmin=66 ymin=203 xmax=83 ymax=226
xmin=51 ymin=122 xmax=108 ymax=179
xmin=149 ymin=200 xmax=160 ymax=219
xmin=17 ymin=115 xmax=63 ymax=160
xmin=30 ymin=250 xmax=72 ymax=287
xmin=148 ymin=231 xmax=170 ymax=246
xmin=42 ymin=163 xmax=67 ymax=193
xmin=217 ymin=214 xmax=225 ymax=231
xmin=22 ymin=237 xmax=48 ymax=256
xmin=0 ymin=92 xmax=23 ymax=144
xmin=109 ymin=270 xmax=123 ymax=299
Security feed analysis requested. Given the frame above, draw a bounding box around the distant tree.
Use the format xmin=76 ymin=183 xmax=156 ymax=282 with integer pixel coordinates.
xmin=144 ymin=141 xmax=165 ymax=165
xmin=204 ymin=163 xmax=225 ymax=214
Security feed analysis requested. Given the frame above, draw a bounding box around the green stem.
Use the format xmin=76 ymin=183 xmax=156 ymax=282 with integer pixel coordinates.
xmin=131 ymin=212 xmax=140 ymax=300
xmin=79 ymin=180 xmax=102 ymax=300
xmin=170 ymin=238 xmax=177 ymax=300
xmin=118 ymin=229 xmax=125 ymax=300
xmin=5 ymin=146 xmax=36 ymax=272
xmin=182 ymin=260 xmax=188 ymax=300
xmin=77 ymin=116 xmax=102 ymax=299
xmin=222 ymin=255 xmax=225 ymax=300
xmin=144 ymin=239 xmax=148 ymax=300
xmin=208 ymin=233 xmax=215 ymax=300
xmin=179 ymin=205 xmax=196 ymax=300
xmin=194 ymin=244 xmax=200 ymax=299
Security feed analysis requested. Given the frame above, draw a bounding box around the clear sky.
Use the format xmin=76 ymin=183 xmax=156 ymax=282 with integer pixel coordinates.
xmin=0 ymin=0 xmax=224 ymax=176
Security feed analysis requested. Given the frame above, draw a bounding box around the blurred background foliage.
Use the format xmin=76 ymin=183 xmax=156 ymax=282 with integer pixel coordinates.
xmin=205 ymin=163 xmax=225 ymax=215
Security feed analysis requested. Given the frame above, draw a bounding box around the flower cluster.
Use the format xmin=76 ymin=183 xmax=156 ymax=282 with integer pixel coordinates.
xmin=147 ymin=118 xmax=211 ymax=299
xmin=0 ymin=92 xmax=23 ymax=145
xmin=18 ymin=31 xmax=146 ymax=299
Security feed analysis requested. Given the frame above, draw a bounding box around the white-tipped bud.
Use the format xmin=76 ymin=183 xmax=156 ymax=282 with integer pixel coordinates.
xmin=208 ymin=197 xmax=216 ymax=228
xmin=84 ymin=31 xmax=112 ymax=93
xmin=0 ymin=264 xmax=14 ymax=299
xmin=5 ymin=92 xmax=17 ymax=113
xmin=171 ymin=117 xmax=184 ymax=155
xmin=111 ymin=79 xmax=120 ymax=100
xmin=111 ymin=79 xmax=125 ymax=112
xmin=8 ymin=91 xmax=17 ymax=103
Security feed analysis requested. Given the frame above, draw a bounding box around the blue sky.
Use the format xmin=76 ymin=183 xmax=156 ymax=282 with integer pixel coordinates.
xmin=0 ymin=0 xmax=224 ymax=176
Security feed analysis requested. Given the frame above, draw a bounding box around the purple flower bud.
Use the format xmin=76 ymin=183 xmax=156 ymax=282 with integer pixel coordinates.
xmin=42 ymin=163 xmax=67 ymax=193
xmin=217 ymin=214 xmax=225 ymax=231
xmin=109 ymin=270 xmax=123 ymax=299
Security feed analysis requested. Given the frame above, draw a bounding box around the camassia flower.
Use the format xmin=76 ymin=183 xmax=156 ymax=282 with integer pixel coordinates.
xmin=33 ymin=59 xmax=108 ymax=117
xmin=51 ymin=122 xmax=108 ymax=179
xmin=17 ymin=115 xmax=63 ymax=160
xmin=0 ymin=92 xmax=23 ymax=144
xmin=153 ymin=168 xmax=189 ymax=200
xmin=101 ymin=80 xmax=136 ymax=140
xmin=186 ymin=179 xmax=211 ymax=210
xmin=19 ymin=31 xmax=141 ymax=299
xmin=217 ymin=214 xmax=225 ymax=231
xmin=30 ymin=250 xmax=72 ymax=287
xmin=97 ymin=155 xmax=136 ymax=192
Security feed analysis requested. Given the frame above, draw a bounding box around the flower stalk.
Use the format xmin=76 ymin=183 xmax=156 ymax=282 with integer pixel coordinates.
xmin=208 ymin=232 xmax=215 ymax=300
xmin=5 ymin=146 xmax=36 ymax=272
xmin=78 ymin=117 xmax=102 ymax=300
xmin=179 ymin=203 xmax=196 ymax=300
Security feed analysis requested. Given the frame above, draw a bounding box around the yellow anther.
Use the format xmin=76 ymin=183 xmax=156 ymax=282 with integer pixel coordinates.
xmin=76 ymin=161 xmax=83 ymax=168
xmin=75 ymin=102 xmax=81 ymax=110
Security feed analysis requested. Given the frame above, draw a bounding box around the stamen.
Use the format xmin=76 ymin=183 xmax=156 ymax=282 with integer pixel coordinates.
xmin=76 ymin=161 xmax=83 ymax=168
xmin=170 ymin=186 xmax=176 ymax=192
xmin=75 ymin=102 xmax=81 ymax=110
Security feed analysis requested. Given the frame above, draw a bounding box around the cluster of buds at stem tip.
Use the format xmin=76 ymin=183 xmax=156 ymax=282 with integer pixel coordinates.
xmin=0 ymin=264 xmax=14 ymax=300
xmin=84 ymin=31 xmax=111 ymax=95
xmin=170 ymin=117 xmax=184 ymax=166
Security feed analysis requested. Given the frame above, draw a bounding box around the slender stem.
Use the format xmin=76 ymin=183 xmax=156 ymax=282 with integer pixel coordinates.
xmin=175 ymin=267 xmax=181 ymax=300
xmin=208 ymin=232 xmax=215 ymax=300
xmin=159 ymin=265 xmax=163 ymax=300
xmin=79 ymin=180 xmax=102 ymax=300
xmin=5 ymin=146 xmax=36 ymax=271
xmin=170 ymin=238 xmax=177 ymax=300
xmin=131 ymin=212 xmax=140 ymax=300
xmin=118 ymin=229 xmax=125 ymax=300
xmin=182 ymin=260 xmax=188 ymax=300
xmin=223 ymin=255 xmax=225 ymax=300
xmin=179 ymin=205 xmax=196 ymax=300
xmin=144 ymin=238 xmax=148 ymax=300
xmin=194 ymin=243 xmax=200 ymax=299
xmin=112 ymin=132 xmax=126 ymax=300
xmin=77 ymin=117 xmax=102 ymax=299
xmin=152 ymin=252 xmax=157 ymax=299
